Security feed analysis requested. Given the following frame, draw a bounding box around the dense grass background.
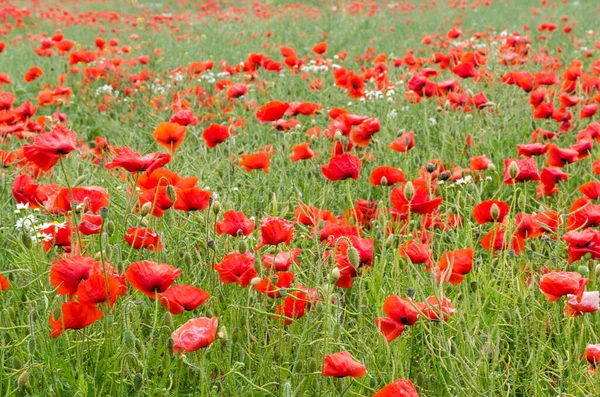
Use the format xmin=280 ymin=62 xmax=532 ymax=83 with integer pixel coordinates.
xmin=1 ymin=0 xmax=600 ymax=395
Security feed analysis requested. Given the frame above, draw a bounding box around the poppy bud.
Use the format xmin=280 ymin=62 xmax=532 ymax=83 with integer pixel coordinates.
xmin=404 ymin=181 xmax=415 ymax=201
xmin=163 ymin=312 xmax=174 ymax=328
xmin=27 ymin=337 xmax=36 ymax=355
xmin=250 ymin=277 xmax=261 ymax=286
xmin=307 ymin=357 xmax=318 ymax=373
xmin=415 ymin=372 xmax=425 ymax=387
xmin=595 ymin=264 xmax=600 ymax=277
xmin=347 ymin=246 xmax=360 ymax=268
xmin=183 ymin=252 xmax=193 ymax=267
xmin=330 ymin=267 xmax=341 ymax=282
xmin=238 ymin=239 xmax=248 ymax=254
xmin=584 ymin=252 xmax=592 ymax=261
xmin=73 ymin=174 xmax=87 ymax=187
xmin=167 ymin=338 xmax=174 ymax=351
xmin=207 ymin=239 xmax=215 ymax=250
xmin=279 ymin=287 xmax=288 ymax=297
xmin=217 ymin=326 xmax=228 ymax=341
xmin=578 ymin=265 xmax=589 ymax=276
xmin=508 ymin=161 xmax=519 ymax=180
xmin=384 ymin=234 xmax=394 ymax=247
xmin=21 ymin=232 xmax=32 ymax=249
xmin=490 ymin=203 xmax=500 ymax=222
xmin=334 ymin=130 xmax=343 ymax=140
xmin=94 ymin=252 xmax=102 ymax=261
xmin=105 ymin=221 xmax=115 ymax=236
xmin=133 ymin=373 xmax=143 ymax=392
xmin=212 ymin=200 xmax=221 ymax=215
xmin=470 ymin=281 xmax=478 ymax=293
xmin=407 ymin=287 xmax=415 ymax=298
xmin=8 ymin=356 xmax=22 ymax=370
xmin=232 ymin=327 xmax=241 ymax=343
xmin=380 ymin=176 xmax=388 ymax=186
xmin=140 ymin=202 xmax=152 ymax=217
xmin=292 ymin=360 xmax=303 ymax=373
xmin=77 ymin=162 xmax=85 ymax=175
xmin=166 ymin=185 xmax=177 ymax=203
xmin=17 ymin=370 xmax=29 ymax=388
xmin=123 ymin=330 xmax=135 ymax=349
xmin=426 ymin=163 xmax=436 ymax=173
xmin=487 ymin=163 xmax=496 ymax=172
xmin=517 ymin=192 xmax=526 ymax=211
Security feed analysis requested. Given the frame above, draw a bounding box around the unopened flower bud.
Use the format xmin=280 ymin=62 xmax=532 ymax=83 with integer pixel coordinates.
xmin=404 ymin=181 xmax=415 ymax=201
xmin=105 ymin=221 xmax=115 ymax=236
xmin=183 ymin=252 xmax=193 ymax=267
xmin=490 ymin=203 xmax=500 ymax=222
xmin=166 ymin=185 xmax=177 ymax=202
xmin=133 ymin=373 xmax=143 ymax=392
xmin=487 ymin=163 xmax=496 ymax=173
xmin=380 ymin=176 xmax=388 ymax=186
xmin=163 ymin=312 xmax=174 ymax=328
xmin=347 ymin=246 xmax=360 ymax=268
xmin=73 ymin=174 xmax=87 ymax=187
xmin=212 ymin=200 xmax=221 ymax=215
xmin=238 ymin=239 xmax=248 ymax=254
xmin=250 ymin=277 xmax=261 ymax=286
xmin=330 ymin=267 xmax=341 ymax=282
xmin=17 ymin=370 xmax=29 ymax=388
xmin=139 ymin=202 xmax=152 ymax=217
xmin=415 ymin=372 xmax=425 ymax=387
xmin=21 ymin=232 xmax=32 ymax=249
xmin=217 ymin=326 xmax=228 ymax=340
xmin=578 ymin=265 xmax=589 ymax=276
xmin=518 ymin=191 xmax=527 ymax=210
xmin=508 ymin=161 xmax=519 ymax=180
xmin=207 ymin=239 xmax=215 ymax=250
xmin=595 ymin=264 xmax=600 ymax=277
xmin=334 ymin=130 xmax=343 ymax=140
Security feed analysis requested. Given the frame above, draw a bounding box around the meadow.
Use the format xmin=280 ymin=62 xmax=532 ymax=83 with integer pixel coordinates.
xmin=1 ymin=0 xmax=600 ymax=395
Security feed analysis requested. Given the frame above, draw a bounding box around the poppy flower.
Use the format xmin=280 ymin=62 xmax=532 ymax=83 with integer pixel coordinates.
xmin=374 ymin=317 xmax=406 ymax=343
xmin=290 ymin=142 xmax=315 ymax=162
xmin=275 ymin=288 xmax=316 ymax=325
xmin=373 ymin=379 xmax=419 ymax=397
xmin=370 ymin=166 xmax=406 ymax=186
xmin=213 ymin=251 xmax=257 ymax=287
xmin=546 ymin=144 xmax=578 ymax=167
xmin=49 ymin=302 xmax=104 ymax=338
xmin=171 ymin=317 xmax=218 ymax=355
xmin=152 ymin=122 xmax=186 ymax=152
xmin=174 ymin=187 xmax=211 ymax=212
xmin=516 ymin=143 xmax=549 ymax=157
xmin=138 ymin=186 xmax=175 ymax=217
xmin=253 ymin=272 xmax=294 ymax=298
xmin=390 ymin=180 xmax=442 ymax=216
xmin=321 ymin=153 xmax=361 ymax=181
xmin=24 ymin=66 xmax=43 ymax=82
xmin=160 ymin=285 xmax=210 ymax=315
xmin=256 ymin=101 xmax=289 ymax=122
xmin=473 ymin=200 xmax=510 ymax=224
xmin=0 ymin=274 xmax=9 ymax=292
xmin=503 ymin=158 xmax=541 ymax=184
xmin=40 ymin=221 xmax=72 ymax=252
xmin=126 ymin=261 xmax=181 ymax=298
xmin=579 ymin=182 xmax=600 ymax=200
xmin=389 ymin=132 xmax=415 ymax=153
xmin=452 ymin=62 xmax=478 ymax=79
xmin=226 ymin=83 xmax=248 ymax=99
xmin=202 ymin=124 xmax=231 ymax=148
xmin=567 ymin=197 xmax=600 ymax=230
xmin=564 ymin=291 xmax=599 ymax=317
xmin=76 ymin=273 xmax=123 ymax=308
xmin=420 ymin=295 xmax=456 ymax=321
xmin=586 ymin=344 xmax=600 ymax=372
xmin=262 ymin=248 xmax=302 ymax=271
xmin=256 ymin=216 xmax=294 ymax=249
xmin=481 ymin=223 xmax=525 ymax=254
xmin=399 ymin=240 xmax=433 ymax=268
xmin=322 ymin=351 xmax=366 ymax=378
xmin=104 ymin=147 xmax=171 ymax=174
xmin=51 ymin=186 xmax=109 ymax=214
xmin=170 ymin=110 xmax=198 ymax=126
xmin=238 ymin=150 xmax=271 ymax=173
xmin=351 ymin=118 xmax=380 ymax=147
xmin=383 ymin=295 xmax=421 ymax=326
xmin=435 ymin=248 xmax=474 ymax=285
xmin=79 ymin=213 xmax=103 ymax=235
xmin=23 ymin=124 xmax=77 ymax=171
xmin=312 ymin=42 xmax=327 ymax=54
xmin=124 ymin=227 xmax=163 ymax=251
xmin=215 ymin=210 xmax=255 ymax=237
xmin=539 ymin=271 xmax=588 ymax=302
xmin=294 ymin=204 xmax=336 ymax=226
xmin=50 ymin=255 xmax=102 ymax=298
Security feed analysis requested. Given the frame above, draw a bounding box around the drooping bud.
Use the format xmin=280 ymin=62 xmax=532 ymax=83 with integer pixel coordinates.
xmin=21 ymin=232 xmax=32 ymax=249
xmin=347 ymin=246 xmax=360 ymax=268
xmin=508 ymin=161 xmax=519 ymax=180
xmin=105 ymin=221 xmax=115 ymax=236
xmin=163 ymin=312 xmax=174 ymax=328
xmin=123 ymin=330 xmax=135 ymax=349
xmin=17 ymin=370 xmax=29 ymax=388
xmin=166 ymin=185 xmax=177 ymax=203
xmin=139 ymin=202 xmax=152 ymax=217
xmin=487 ymin=163 xmax=496 ymax=173
xmin=404 ymin=181 xmax=415 ymax=201
xmin=133 ymin=373 xmax=143 ymax=392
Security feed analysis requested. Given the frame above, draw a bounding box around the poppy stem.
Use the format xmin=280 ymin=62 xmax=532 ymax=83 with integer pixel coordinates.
xmin=58 ymin=156 xmax=84 ymax=253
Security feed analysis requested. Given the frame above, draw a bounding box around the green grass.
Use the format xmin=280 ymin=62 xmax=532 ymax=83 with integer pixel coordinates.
xmin=1 ymin=0 xmax=600 ymax=395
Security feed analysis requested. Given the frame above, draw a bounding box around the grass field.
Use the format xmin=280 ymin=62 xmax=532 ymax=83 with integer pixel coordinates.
xmin=1 ymin=0 xmax=600 ymax=395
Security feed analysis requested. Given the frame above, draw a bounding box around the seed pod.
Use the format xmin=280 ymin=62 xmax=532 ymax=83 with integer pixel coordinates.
xmin=163 ymin=312 xmax=174 ymax=328
xmin=470 ymin=281 xmax=478 ymax=293
xmin=133 ymin=373 xmax=143 ymax=392
xmin=404 ymin=181 xmax=415 ymax=202
xmin=99 ymin=207 xmax=109 ymax=221
xmin=166 ymin=185 xmax=177 ymax=202
xmin=207 ymin=239 xmax=216 ymax=250
xmin=21 ymin=232 xmax=32 ymax=249
xmin=347 ymin=246 xmax=360 ymax=268
xmin=105 ymin=221 xmax=115 ymax=236
xmin=238 ymin=239 xmax=248 ymax=254
xmin=17 ymin=370 xmax=29 ymax=388
xmin=426 ymin=163 xmax=436 ymax=173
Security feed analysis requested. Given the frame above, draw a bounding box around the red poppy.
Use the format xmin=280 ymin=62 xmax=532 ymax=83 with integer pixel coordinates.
xmin=255 ymin=101 xmax=289 ymax=123
xmin=567 ymin=197 xmax=600 ymax=230
xmin=390 ymin=180 xmax=442 ymax=216
xmin=546 ymin=144 xmax=578 ymax=167
xmin=516 ymin=143 xmax=549 ymax=157
xmin=171 ymin=317 xmax=218 ymax=355
xmin=216 ymin=210 xmax=255 ymax=237
xmin=370 ymin=166 xmax=406 ymax=186
xmin=383 ymin=295 xmax=421 ymax=326
xmin=49 ymin=302 xmax=104 ymax=338
xmin=586 ymin=344 xmax=600 ymax=372
xmin=321 ymin=153 xmax=361 ymax=181
xmin=399 ymin=240 xmax=433 ymax=269
xmin=256 ymin=216 xmax=294 ymax=249
xmin=351 ymin=118 xmax=380 ymax=147
xmin=23 ymin=125 xmax=77 ymax=171
xmin=578 ymin=182 xmax=600 ymax=200
xmin=312 ymin=42 xmax=327 ymax=54
xmin=473 ymin=200 xmax=510 ymax=224
xmin=79 ymin=213 xmax=103 ymax=235
xmin=373 ymin=379 xmax=419 ymax=397
xmin=290 ymin=142 xmax=315 ymax=162
xmin=76 ymin=273 xmax=123 ymax=308
xmin=539 ymin=271 xmax=588 ymax=302
xmin=503 ymin=158 xmax=541 ymax=184
xmin=481 ymin=223 xmax=525 ymax=254
xmin=294 ymin=204 xmax=336 ymax=226
xmin=421 ymin=295 xmax=456 ymax=321
xmin=238 ymin=150 xmax=271 ymax=173
xmin=104 ymin=147 xmax=171 ymax=174
xmin=564 ymin=291 xmax=599 ymax=317
xmin=202 ymin=124 xmax=231 ymax=148
xmin=322 ymin=351 xmax=366 ymax=378
xmin=213 ymin=251 xmax=257 ymax=287
xmin=152 ymin=122 xmax=186 ymax=152
xmin=275 ymin=288 xmax=315 ymax=325
xmin=40 ymin=221 xmax=72 ymax=252
xmin=160 ymin=285 xmax=210 ymax=314
xmin=374 ymin=317 xmax=406 ymax=343
xmin=0 ymin=274 xmax=9 ymax=292
xmin=253 ymin=272 xmax=294 ymax=298
xmin=124 ymin=227 xmax=163 ymax=251
xmin=24 ymin=66 xmax=44 ymax=82
xmin=389 ymin=131 xmax=415 ymax=153
xmin=170 ymin=110 xmax=198 ymax=126
xmin=435 ymin=248 xmax=474 ymax=285
xmin=50 ymin=255 xmax=102 ymax=298
xmin=226 ymin=83 xmax=248 ymax=99
xmin=126 ymin=261 xmax=181 ymax=298
xmin=174 ymin=187 xmax=211 ymax=212
xmin=562 ymin=229 xmax=600 ymax=263
xmin=262 ymin=248 xmax=302 ymax=271
xmin=138 ymin=186 xmax=175 ymax=217
xmin=51 ymin=186 xmax=109 ymax=214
